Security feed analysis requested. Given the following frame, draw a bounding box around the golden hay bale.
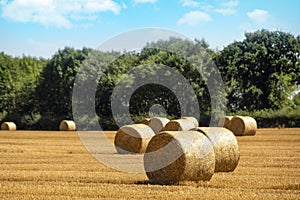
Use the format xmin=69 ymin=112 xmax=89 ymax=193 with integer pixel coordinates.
xmin=229 ymin=116 xmax=257 ymax=136
xmin=193 ymin=127 xmax=240 ymax=172
xmin=141 ymin=118 xmax=151 ymax=125
xmin=144 ymin=131 xmax=215 ymax=185
xmin=59 ymin=120 xmax=76 ymax=131
xmin=163 ymin=119 xmax=196 ymax=131
xmin=115 ymin=124 xmax=155 ymax=154
xmin=217 ymin=116 xmax=233 ymax=129
xmin=1 ymin=122 xmax=17 ymax=131
xmin=148 ymin=117 xmax=170 ymax=134
xmin=181 ymin=116 xmax=199 ymax=127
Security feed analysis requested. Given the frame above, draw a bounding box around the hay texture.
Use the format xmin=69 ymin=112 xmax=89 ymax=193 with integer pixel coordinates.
xmin=217 ymin=116 xmax=233 ymax=129
xmin=141 ymin=118 xmax=151 ymax=125
xmin=181 ymin=117 xmax=199 ymax=127
xmin=144 ymin=131 xmax=215 ymax=185
xmin=229 ymin=116 xmax=257 ymax=136
xmin=163 ymin=119 xmax=196 ymax=131
xmin=59 ymin=120 xmax=76 ymax=131
xmin=1 ymin=122 xmax=17 ymax=131
xmin=148 ymin=117 xmax=170 ymax=134
xmin=193 ymin=127 xmax=240 ymax=172
xmin=115 ymin=124 xmax=155 ymax=154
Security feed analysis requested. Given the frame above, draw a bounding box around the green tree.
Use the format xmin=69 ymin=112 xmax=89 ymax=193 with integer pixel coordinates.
xmin=35 ymin=47 xmax=91 ymax=129
xmin=0 ymin=52 xmax=46 ymax=127
xmin=94 ymin=37 xmax=225 ymax=129
xmin=215 ymin=29 xmax=300 ymax=111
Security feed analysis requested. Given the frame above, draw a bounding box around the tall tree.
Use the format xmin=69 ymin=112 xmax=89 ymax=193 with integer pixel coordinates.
xmin=216 ymin=29 xmax=300 ymax=111
xmin=35 ymin=47 xmax=91 ymax=128
xmin=0 ymin=52 xmax=46 ymax=125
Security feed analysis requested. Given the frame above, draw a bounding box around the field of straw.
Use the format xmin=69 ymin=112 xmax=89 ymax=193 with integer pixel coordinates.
xmin=0 ymin=129 xmax=299 ymax=199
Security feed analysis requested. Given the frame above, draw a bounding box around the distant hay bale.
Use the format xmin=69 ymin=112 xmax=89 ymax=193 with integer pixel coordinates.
xmin=193 ymin=127 xmax=240 ymax=172
xmin=141 ymin=118 xmax=151 ymax=125
xmin=181 ymin=116 xmax=199 ymax=127
xmin=229 ymin=116 xmax=257 ymax=136
xmin=115 ymin=124 xmax=155 ymax=154
xmin=217 ymin=116 xmax=233 ymax=129
xmin=1 ymin=122 xmax=17 ymax=131
xmin=163 ymin=119 xmax=196 ymax=131
xmin=59 ymin=120 xmax=76 ymax=131
xmin=148 ymin=117 xmax=170 ymax=134
xmin=144 ymin=131 xmax=215 ymax=185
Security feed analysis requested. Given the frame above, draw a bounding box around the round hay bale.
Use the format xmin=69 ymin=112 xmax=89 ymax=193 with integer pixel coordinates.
xmin=1 ymin=122 xmax=17 ymax=131
xmin=217 ymin=116 xmax=233 ymax=129
xmin=115 ymin=124 xmax=155 ymax=154
xmin=141 ymin=118 xmax=151 ymax=125
xmin=163 ymin=119 xmax=196 ymax=131
xmin=144 ymin=131 xmax=215 ymax=185
xmin=59 ymin=120 xmax=76 ymax=131
xmin=229 ymin=116 xmax=257 ymax=136
xmin=193 ymin=127 xmax=240 ymax=172
xmin=181 ymin=116 xmax=199 ymax=127
xmin=148 ymin=117 xmax=170 ymax=134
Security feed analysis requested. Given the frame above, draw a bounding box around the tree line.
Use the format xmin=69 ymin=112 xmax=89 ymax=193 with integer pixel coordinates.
xmin=1 ymin=29 xmax=300 ymax=130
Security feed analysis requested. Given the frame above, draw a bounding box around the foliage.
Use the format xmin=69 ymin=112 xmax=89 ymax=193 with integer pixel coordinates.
xmin=232 ymin=106 xmax=300 ymax=128
xmin=0 ymin=52 xmax=46 ymax=128
xmin=215 ymin=29 xmax=300 ymax=112
xmin=95 ymin=37 xmax=222 ymax=129
xmin=1 ymin=29 xmax=300 ymax=129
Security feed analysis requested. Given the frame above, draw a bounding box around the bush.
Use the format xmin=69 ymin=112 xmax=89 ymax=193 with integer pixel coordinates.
xmin=231 ymin=106 xmax=300 ymax=128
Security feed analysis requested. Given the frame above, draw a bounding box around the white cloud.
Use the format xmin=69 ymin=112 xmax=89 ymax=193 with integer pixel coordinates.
xmin=215 ymin=8 xmax=236 ymax=15
xmin=121 ymin=2 xmax=128 ymax=9
xmin=247 ymin=9 xmax=270 ymax=23
xmin=178 ymin=11 xmax=211 ymax=26
xmin=1 ymin=0 xmax=121 ymax=28
xmin=222 ymin=0 xmax=239 ymax=8
xmin=133 ymin=0 xmax=157 ymax=3
xmin=181 ymin=0 xmax=200 ymax=7
xmin=215 ymin=0 xmax=238 ymax=16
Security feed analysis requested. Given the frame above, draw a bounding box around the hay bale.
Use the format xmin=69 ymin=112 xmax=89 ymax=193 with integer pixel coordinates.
xmin=217 ymin=116 xmax=233 ymax=129
xmin=229 ymin=116 xmax=257 ymax=136
xmin=193 ymin=127 xmax=240 ymax=172
xmin=115 ymin=124 xmax=155 ymax=154
xmin=141 ymin=118 xmax=151 ymax=125
xmin=1 ymin=122 xmax=17 ymax=131
xmin=163 ymin=119 xmax=196 ymax=131
xmin=181 ymin=116 xmax=199 ymax=127
xmin=148 ymin=117 xmax=170 ymax=134
xmin=144 ymin=131 xmax=215 ymax=185
xmin=59 ymin=120 xmax=76 ymax=131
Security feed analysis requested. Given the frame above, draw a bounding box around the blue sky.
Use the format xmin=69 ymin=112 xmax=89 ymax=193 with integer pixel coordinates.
xmin=0 ymin=0 xmax=299 ymax=58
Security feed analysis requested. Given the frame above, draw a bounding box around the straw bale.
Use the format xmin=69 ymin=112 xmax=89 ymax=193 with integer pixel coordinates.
xmin=163 ymin=119 xmax=196 ymax=131
xmin=141 ymin=118 xmax=151 ymax=125
xmin=217 ymin=116 xmax=233 ymax=129
xmin=144 ymin=131 xmax=215 ymax=185
xmin=1 ymin=122 xmax=17 ymax=131
xmin=115 ymin=124 xmax=155 ymax=154
xmin=148 ymin=117 xmax=170 ymax=134
xmin=229 ymin=116 xmax=257 ymax=136
xmin=181 ymin=116 xmax=199 ymax=127
xmin=193 ymin=127 xmax=239 ymax=172
xmin=59 ymin=120 xmax=76 ymax=131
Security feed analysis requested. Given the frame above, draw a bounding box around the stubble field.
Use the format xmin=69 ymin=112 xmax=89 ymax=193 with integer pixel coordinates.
xmin=0 ymin=128 xmax=299 ymax=199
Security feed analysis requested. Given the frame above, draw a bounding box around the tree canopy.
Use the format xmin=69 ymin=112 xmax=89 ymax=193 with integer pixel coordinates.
xmin=0 ymin=29 xmax=299 ymax=129
xmin=215 ymin=29 xmax=300 ymax=112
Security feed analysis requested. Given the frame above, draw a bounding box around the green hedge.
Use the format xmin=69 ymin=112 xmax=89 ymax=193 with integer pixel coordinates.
xmin=232 ymin=106 xmax=300 ymax=128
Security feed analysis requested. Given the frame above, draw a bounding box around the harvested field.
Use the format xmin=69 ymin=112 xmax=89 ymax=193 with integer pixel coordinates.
xmin=0 ymin=129 xmax=299 ymax=199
